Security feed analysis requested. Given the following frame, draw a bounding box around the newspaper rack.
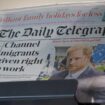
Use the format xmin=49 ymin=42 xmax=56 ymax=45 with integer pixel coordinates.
xmin=0 ymin=80 xmax=78 ymax=105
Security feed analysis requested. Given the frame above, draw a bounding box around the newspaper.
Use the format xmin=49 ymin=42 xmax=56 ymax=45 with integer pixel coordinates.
xmin=0 ymin=2 xmax=105 ymax=103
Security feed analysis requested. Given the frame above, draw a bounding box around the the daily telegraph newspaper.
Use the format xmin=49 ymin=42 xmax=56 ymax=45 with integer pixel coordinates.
xmin=0 ymin=2 xmax=105 ymax=103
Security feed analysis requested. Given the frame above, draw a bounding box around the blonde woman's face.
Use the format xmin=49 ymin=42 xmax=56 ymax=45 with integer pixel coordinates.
xmin=66 ymin=49 xmax=89 ymax=73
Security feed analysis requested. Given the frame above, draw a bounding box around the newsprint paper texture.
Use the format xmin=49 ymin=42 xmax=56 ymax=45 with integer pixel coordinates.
xmin=0 ymin=2 xmax=105 ymax=103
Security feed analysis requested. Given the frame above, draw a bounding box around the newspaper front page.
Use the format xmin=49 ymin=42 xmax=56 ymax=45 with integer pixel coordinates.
xmin=0 ymin=2 xmax=105 ymax=103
